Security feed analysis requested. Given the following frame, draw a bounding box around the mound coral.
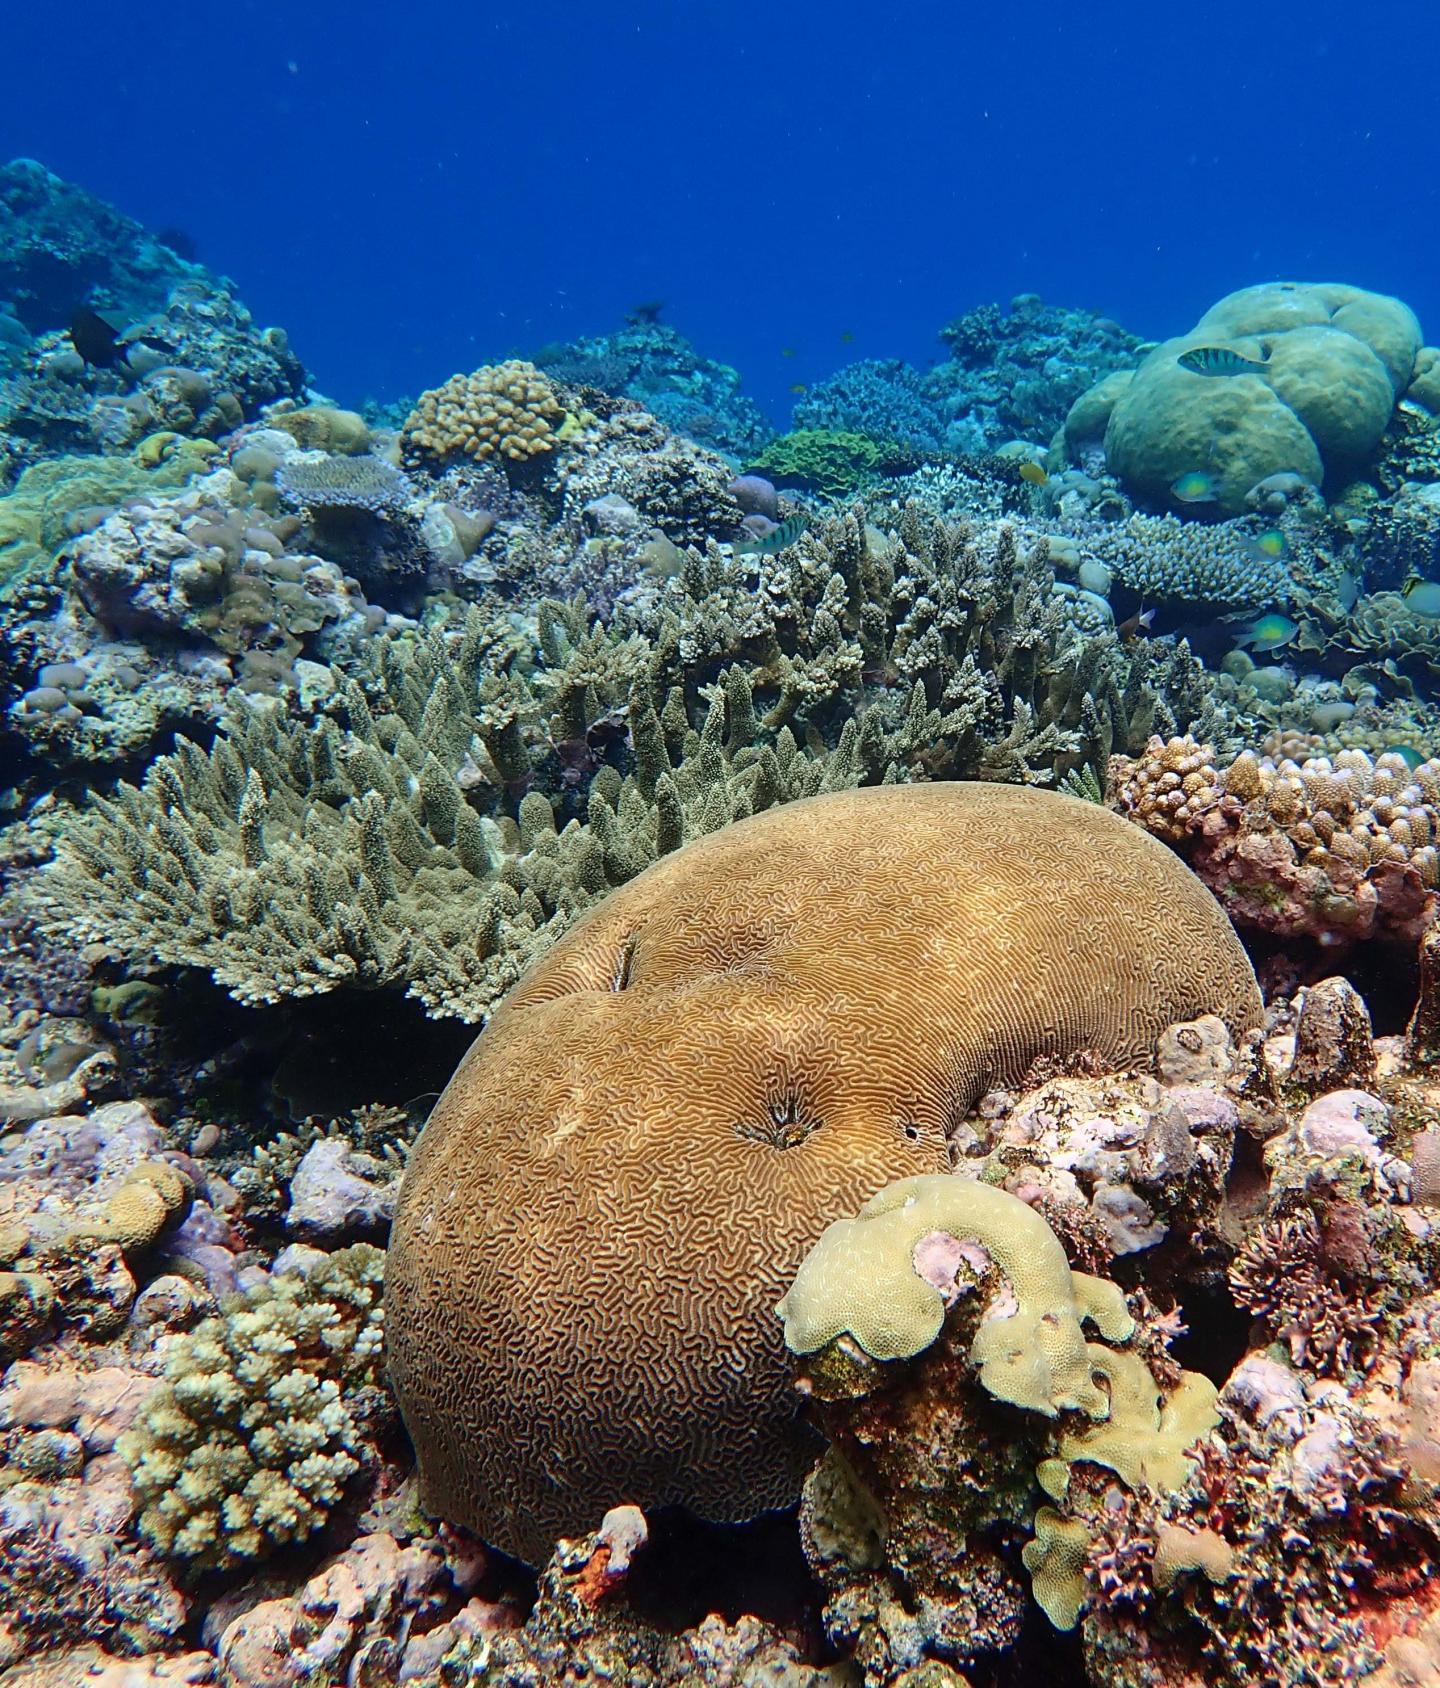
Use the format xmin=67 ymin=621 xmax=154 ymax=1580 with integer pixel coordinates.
xmin=118 ymin=1244 xmax=385 ymax=1571
xmin=385 ymin=782 xmax=1259 ymax=1563
xmin=1089 ymin=282 xmax=1424 ymax=512
xmin=401 ymin=360 xmax=569 ymax=468
xmin=535 ymin=319 xmax=773 ymax=459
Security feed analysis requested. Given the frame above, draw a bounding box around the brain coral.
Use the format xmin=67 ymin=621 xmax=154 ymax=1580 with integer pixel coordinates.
xmin=386 ymin=783 xmax=1260 ymax=1563
xmin=1097 ymin=282 xmax=1422 ymax=513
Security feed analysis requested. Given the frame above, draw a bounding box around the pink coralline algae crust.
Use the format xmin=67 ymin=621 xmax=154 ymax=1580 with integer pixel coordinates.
xmin=1192 ymin=808 xmax=1432 ymax=948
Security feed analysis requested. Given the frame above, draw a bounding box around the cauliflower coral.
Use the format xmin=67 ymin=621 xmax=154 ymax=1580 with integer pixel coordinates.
xmin=118 ymin=1244 xmax=384 ymax=1570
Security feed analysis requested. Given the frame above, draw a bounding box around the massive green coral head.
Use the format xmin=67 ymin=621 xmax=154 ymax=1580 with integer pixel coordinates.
xmin=745 ymin=427 xmax=906 ymax=501
xmin=1092 ymin=281 xmax=1425 ymax=514
xmin=0 ymin=440 xmax=216 ymax=587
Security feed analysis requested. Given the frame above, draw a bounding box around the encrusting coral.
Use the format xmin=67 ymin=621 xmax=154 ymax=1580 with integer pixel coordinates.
xmin=117 ymin=1243 xmax=385 ymax=1571
xmin=384 ymin=781 xmax=1259 ymax=1564
xmin=782 ymin=1172 xmax=1221 ymax=1657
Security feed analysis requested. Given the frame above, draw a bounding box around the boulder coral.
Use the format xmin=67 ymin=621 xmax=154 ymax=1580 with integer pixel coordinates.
xmin=1089 ymin=282 xmax=1424 ymax=513
xmin=385 ymin=782 xmax=1260 ymax=1563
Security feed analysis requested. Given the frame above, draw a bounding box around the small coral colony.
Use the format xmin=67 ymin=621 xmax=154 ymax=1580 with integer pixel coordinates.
xmin=6 ymin=157 xmax=1440 ymax=1688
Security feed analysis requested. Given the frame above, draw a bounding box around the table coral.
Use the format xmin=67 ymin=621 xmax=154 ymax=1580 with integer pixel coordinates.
xmin=385 ymin=781 xmax=1258 ymax=1564
xmin=746 ymin=428 xmax=899 ymax=501
xmin=1076 ymin=510 xmax=1293 ymax=610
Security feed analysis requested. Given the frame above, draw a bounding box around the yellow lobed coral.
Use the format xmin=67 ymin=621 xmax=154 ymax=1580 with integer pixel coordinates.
xmin=401 ymin=360 xmax=567 ymax=466
xmin=777 ymin=1173 xmax=1133 ymax=1416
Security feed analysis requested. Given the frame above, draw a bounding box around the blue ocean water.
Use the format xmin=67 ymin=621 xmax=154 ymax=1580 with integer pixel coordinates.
xmin=5 ymin=0 xmax=1437 ymax=419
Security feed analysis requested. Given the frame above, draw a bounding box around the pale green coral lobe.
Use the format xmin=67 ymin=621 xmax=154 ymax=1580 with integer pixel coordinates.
xmin=776 ymin=1173 xmax=1133 ymax=1417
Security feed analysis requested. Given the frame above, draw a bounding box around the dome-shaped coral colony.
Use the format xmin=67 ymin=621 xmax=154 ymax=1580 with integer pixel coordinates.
xmin=385 ymin=783 xmax=1260 ymax=1562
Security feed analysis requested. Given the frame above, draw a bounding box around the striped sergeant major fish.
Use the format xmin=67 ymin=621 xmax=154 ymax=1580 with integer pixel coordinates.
xmin=735 ymin=514 xmax=808 ymax=555
xmin=1177 ymin=345 xmax=1270 ymax=376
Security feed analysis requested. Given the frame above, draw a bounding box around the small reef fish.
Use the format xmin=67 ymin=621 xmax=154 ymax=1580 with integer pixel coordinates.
xmin=1333 ymin=568 xmax=1361 ymax=611
xmin=735 ymin=514 xmax=808 ymax=555
xmin=1384 ymin=744 xmax=1427 ymax=771
xmin=69 ymin=307 xmax=171 ymax=368
xmin=781 ymin=346 xmax=798 ymax=359
xmin=1017 ymin=461 xmax=1048 ymax=486
xmin=1177 ymin=345 xmax=1270 ymax=377
xmin=1235 ymin=612 xmax=1299 ymax=653
xmin=1116 ymin=608 xmax=1155 ymax=641
xmin=789 ymin=383 xmax=808 ymax=395
xmin=840 ymin=330 xmax=856 ymax=344
xmin=1247 ymin=528 xmax=1287 ymax=562
xmin=1172 ymin=471 xmax=1219 ymax=504
xmin=1402 ymin=574 xmax=1440 ymax=618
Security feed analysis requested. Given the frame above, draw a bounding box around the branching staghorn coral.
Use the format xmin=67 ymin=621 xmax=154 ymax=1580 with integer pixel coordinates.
xmin=117 ymin=1244 xmax=385 ymax=1571
xmin=31 ymin=504 xmax=1233 ymax=1021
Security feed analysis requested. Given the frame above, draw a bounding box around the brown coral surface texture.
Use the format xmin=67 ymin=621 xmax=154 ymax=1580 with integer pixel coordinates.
xmin=385 ymin=782 xmax=1261 ymax=1562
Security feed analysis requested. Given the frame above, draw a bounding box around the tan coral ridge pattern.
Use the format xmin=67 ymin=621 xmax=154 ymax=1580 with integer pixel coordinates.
xmin=385 ymin=781 xmax=1261 ymax=1563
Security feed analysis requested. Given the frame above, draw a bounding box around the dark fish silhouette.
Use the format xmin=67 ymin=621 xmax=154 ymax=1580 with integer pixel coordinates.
xmin=69 ymin=307 xmax=174 ymax=368
xmin=154 ymin=225 xmax=199 ymax=262
xmin=69 ymin=307 xmax=131 ymax=366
